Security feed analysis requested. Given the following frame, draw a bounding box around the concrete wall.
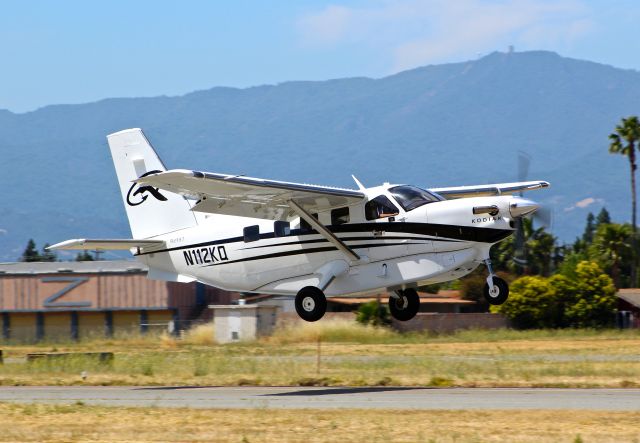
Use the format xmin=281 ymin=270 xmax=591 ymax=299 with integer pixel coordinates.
xmin=213 ymin=308 xmax=258 ymax=344
xmin=211 ymin=306 xmax=279 ymax=344
xmin=392 ymin=313 xmax=509 ymax=333
xmin=256 ymin=306 xmax=278 ymax=337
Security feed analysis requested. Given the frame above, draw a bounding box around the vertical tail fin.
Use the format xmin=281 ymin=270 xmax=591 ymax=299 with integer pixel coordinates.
xmin=107 ymin=128 xmax=198 ymax=238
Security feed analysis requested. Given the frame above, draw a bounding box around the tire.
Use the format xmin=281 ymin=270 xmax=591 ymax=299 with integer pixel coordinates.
xmin=389 ymin=288 xmax=420 ymax=321
xmin=483 ymin=276 xmax=509 ymax=305
xmin=295 ymin=286 xmax=327 ymax=322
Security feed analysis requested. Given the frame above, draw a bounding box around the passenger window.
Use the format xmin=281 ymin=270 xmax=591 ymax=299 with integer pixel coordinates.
xmin=274 ymin=221 xmax=290 ymax=237
xmin=331 ymin=207 xmax=350 ymax=225
xmin=365 ymin=196 xmax=400 ymax=220
xmin=300 ymin=214 xmax=318 ymax=232
xmin=243 ymin=225 xmax=260 ymax=242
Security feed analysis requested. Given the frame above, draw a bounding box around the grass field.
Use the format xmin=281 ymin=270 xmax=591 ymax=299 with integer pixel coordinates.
xmin=1 ymin=322 xmax=640 ymax=388
xmin=0 ymin=402 xmax=638 ymax=442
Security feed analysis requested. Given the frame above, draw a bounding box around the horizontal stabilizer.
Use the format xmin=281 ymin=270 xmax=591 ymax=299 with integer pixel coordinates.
xmin=47 ymin=239 xmax=165 ymax=251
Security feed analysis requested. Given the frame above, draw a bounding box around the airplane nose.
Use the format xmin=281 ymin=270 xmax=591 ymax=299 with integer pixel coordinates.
xmin=509 ymin=197 xmax=539 ymax=218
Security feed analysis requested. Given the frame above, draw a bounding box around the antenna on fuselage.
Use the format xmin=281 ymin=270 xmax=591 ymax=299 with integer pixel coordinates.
xmin=351 ymin=175 xmax=366 ymax=191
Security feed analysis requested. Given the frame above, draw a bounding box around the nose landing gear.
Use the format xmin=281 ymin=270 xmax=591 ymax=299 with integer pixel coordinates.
xmin=483 ymin=259 xmax=509 ymax=305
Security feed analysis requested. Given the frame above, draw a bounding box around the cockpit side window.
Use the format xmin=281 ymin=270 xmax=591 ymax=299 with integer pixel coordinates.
xmin=365 ymin=195 xmax=400 ymax=220
xmin=389 ymin=185 xmax=442 ymax=212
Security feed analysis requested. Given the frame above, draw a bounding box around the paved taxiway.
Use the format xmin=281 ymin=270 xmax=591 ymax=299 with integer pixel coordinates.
xmin=0 ymin=386 xmax=638 ymax=410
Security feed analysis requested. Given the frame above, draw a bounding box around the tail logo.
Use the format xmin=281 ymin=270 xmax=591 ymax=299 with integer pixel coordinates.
xmin=127 ymin=170 xmax=168 ymax=206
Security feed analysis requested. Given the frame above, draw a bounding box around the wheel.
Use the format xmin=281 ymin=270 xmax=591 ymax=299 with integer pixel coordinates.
xmin=388 ymin=288 xmax=420 ymax=321
xmin=295 ymin=286 xmax=327 ymax=322
xmin=483 ymin=276 xmax=509 ymax=305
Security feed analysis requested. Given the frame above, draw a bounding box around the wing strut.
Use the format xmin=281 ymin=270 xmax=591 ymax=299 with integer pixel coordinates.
xmin=287 ymin=199 xmax=360 ymax=262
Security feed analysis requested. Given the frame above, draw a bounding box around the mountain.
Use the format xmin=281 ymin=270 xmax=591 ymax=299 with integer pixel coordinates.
xmin=1 ymin=50 xmax=639 ymax=261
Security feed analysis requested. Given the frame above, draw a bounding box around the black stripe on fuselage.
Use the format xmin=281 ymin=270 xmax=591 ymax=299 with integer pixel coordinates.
xmin=201 ymin=241 xmax=426 ymax=268
xmin=238 ymin=235 xmax=459 ymax=250
xmin=135 ymin=222 xmax=511 ymax=257
xmin=330 ymin=222 xmax=512 ymax=243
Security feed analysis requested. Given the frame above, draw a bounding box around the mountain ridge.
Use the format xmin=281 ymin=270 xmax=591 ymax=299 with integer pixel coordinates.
xmin=1 ymin=50 xmax=639 ymax=260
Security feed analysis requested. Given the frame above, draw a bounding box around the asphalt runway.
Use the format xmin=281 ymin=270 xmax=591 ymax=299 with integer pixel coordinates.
xmin=0 ymin=386 xmax=639 ymax=410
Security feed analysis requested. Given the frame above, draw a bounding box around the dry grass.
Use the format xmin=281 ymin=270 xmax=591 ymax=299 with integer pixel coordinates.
xmin=269 ymin=318 xmax=397 ymax=344
xmin=0 ymin=402 xmax=638 ymax=442
xmin=181 ymin=322 xmax=216 ymax=346
xmin=1 ymin=326 xmax=640 ymax=388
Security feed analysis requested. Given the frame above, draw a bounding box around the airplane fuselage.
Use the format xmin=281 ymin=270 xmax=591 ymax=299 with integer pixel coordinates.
xmin=135 ymin=193 xmax=516 ymax=298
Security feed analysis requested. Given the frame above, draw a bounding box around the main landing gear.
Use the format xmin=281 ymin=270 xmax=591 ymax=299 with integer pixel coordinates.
xmin=295 ymin=286 xmax=327 ymax=322
xmin=483 ymin=259 xmax=509 ymax=305
xmin=295 ymin=286 xmax=421 ymax=322
xmin=388 ymin=288 xmax=420 ymax=321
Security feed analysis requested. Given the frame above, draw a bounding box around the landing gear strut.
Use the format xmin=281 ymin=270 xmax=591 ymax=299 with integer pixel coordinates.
xmin=483 ymin=259 xmax=509 ymax=305
xmin=295 ymin=286 xmax=327 ymax=322
xmin=388 ymin=288 xmax=420 ymax=321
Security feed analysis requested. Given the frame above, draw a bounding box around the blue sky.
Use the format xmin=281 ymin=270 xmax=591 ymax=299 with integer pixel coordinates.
xmin=1 ymin=0 xmax=639 ymax=113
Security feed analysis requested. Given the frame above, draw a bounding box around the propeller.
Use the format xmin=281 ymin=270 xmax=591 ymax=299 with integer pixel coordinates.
xmin=513 ymin=151 xmax=553 ymax=268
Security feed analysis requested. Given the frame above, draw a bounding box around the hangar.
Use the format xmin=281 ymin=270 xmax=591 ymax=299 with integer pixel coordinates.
xmin=0 ymin=261 xmax=239 ymax=342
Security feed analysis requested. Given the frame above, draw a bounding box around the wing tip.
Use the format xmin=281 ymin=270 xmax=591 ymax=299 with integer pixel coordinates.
xmin=47 ymin=239 xmax=85 ymax=250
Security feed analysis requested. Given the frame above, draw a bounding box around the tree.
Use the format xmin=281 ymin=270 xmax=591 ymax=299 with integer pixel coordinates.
xmin=490 ymin=233 xmax=515 ymax=273
xmin=609 ymin=116 xmax=640 ymax=285
xmin=491 ymin=275 xmax=565 ymax=329
xmin=596 ymin=207 xmax=611 ymax=226
xmin=356 ymin=300 xmax=390 ymax=326
xmin=40 ymin=244 xmax=57 ymax=262
xmin=563 ymin=261 xmax=617 ymax=328
xmin=527 ymin=227 xmax=556 ymax=277
xmin=19 ymin=239 xmax=57 ymax=262
xmin=493 ymin=261 xmax=616 ymax=329
xmin=589 ymin=223 xmax=632 ymax=288
xmin=582 ymin=212 xmax=595 ymax=244
xmin=490 ymin=218 xmax=556 ymax=276
xmin=20 ymin=239 xmax=40 ymax=262
xmin=557 ymin=252 xmax=587 ymax=280
xmin=75 ymin=251 xmax=95 ymax=261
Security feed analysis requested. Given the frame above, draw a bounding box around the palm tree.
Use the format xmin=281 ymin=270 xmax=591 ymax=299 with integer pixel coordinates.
xmin=590 ymin=223 xmax=632 ymax=288
xmin=609 ymin=116 xmax=640 ymax=286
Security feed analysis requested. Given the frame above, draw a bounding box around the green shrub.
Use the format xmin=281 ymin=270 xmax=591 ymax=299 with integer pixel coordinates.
xmin=356 ymin=300 xmax=390 ymax=326
xmin=491 ymin=275 xmax=562 ymax=328
xmin=492 ymin=261 xmax=616 ymax=329
xmin=564 ymin=261 xmax=617 ymax=327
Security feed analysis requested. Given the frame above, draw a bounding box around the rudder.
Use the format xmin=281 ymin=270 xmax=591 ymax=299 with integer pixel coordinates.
xmin=107 ymin=128 xmax=198 ymax=238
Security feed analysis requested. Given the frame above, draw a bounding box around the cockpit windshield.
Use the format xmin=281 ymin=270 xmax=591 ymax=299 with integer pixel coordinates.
xmin=389 ymin=185 xmax=443 ymax=212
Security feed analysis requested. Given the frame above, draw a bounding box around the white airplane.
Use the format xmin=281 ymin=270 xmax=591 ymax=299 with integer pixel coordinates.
xmin=50 ymin=128 xmax=549 ymax=322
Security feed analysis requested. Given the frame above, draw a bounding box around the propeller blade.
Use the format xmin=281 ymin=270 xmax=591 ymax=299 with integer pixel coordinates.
xmin=513 ymin=217 xmax=527 ymax=266
xmin=518 ymin=151 xmax=531 ymax=183
xmin=533 ymin=206 xmax=553 ymax=230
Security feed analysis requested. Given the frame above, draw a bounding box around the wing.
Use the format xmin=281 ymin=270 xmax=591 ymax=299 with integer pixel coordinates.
xmin=430 ymin=181 xmax=550 ymax=199
xmin=135 ymin=169 xmax=365 ymax=221
xmin=48 ymin=239 xmax=165 ymax=251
